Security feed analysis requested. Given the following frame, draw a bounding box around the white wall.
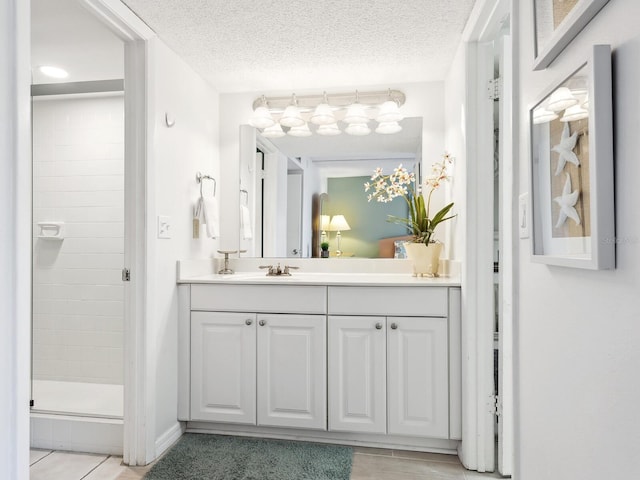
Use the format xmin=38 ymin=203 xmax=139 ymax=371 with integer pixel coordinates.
xmin=515 ymin=1 xmax=640 ymax=478
xmin=0 ymin=0 xmax=31 ymax=478
xmin=444 ymin=42 xmax=467 ymax=262
xmin=32 ymin=95 xmax=125 ymax=385
xmin=145 ymin=36 xmax=220 ymax=458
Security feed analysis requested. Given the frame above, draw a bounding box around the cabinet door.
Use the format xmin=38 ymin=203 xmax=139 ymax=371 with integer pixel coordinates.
xmin=191 ymin=311 xmax=256 ymax=424
xmin=257 ymin=314 xmax=326 ymax=430
xmin=328 ymin=316 xmax=386 ymax=434
xmin=387 ymin=316 xmax=449 ymax=438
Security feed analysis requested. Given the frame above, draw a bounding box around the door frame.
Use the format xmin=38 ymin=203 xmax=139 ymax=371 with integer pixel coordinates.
xmin=458 ymin=0 xmax=514 ymax=473
xmin=82 ymin=0 xmax=155 ymax=466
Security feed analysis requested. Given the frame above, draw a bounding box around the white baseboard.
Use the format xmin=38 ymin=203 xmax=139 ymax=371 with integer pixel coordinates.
xmin=154 ymin=421 xmax=184 ymax=458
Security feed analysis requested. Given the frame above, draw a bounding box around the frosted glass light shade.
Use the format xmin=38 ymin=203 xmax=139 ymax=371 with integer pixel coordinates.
xmin=249 ymin=106 xmax=275 ymax=129
xmin=287 ymin=122 xmax=312 ymax=137
xmin=345 ymin=122 xmax=371 ymax=136
xmin=261 ymin=123 xmax=286 ymax=138
xmin=317 ymin=123 xmax=341 ymax=136
xmin=560 ymin=104 xmax=589 ymax=122
xmin=280 ymin=104 xmax=305 ymax=127
xmin=547 ymin=87 xmax=578 ymax=112
xmin=310 ymin=103 xmax=335 ymax=125
xmin=376 ymin=100 xmax=403 ymax=123
xmin=375 ymin=121 xmax=402 ymax=134
xmin=343 ymin=103 xmax=369 ymax=124
xmin=533 ymin=108 xmax=559 ymax=124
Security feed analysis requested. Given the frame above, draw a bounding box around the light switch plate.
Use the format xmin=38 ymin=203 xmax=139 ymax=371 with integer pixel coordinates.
xmin=519 ymin=193 xmax=530 ymax=239
xmin=158 ymin=215 xmax=171 ymax=239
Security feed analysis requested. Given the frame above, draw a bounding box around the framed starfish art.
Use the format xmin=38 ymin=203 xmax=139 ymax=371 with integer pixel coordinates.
xmin=533 ymin=0 xmax=610 ymax=70
xmin=529 ymin=44 xmax=615 ymax=269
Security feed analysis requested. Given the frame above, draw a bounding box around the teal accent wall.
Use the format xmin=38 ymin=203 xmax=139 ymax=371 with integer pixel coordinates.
xmin=326 ymin=176 xmax=409 ymax=258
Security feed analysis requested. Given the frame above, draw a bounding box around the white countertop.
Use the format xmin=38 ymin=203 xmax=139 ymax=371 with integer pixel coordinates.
xmin=178 ymin=271 xmax=461 ymax=287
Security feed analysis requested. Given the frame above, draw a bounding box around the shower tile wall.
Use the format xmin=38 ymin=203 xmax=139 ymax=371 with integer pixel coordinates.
xmin=32 ymin=95 xmax=124 ymax=385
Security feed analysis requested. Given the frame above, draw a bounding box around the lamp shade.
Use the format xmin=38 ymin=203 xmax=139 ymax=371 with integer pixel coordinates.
xmin=375 ymin=121 xmax=402 ymax=134
xmin=287 ymin=122 xmax=312 ymax=137
xmin=261 ymin=122 xmax=286 ymax=138
xmin=249 ymin=106 xmax=275 ymax=129
xmin=317 ymin=123 xmax=341 ymax=136
xmin=533 ymin=107 xmax=559 ymax=124
xmin=310 ymin=103 xmax=335 ymax=125
xmin=329 ymin=214 xmax=350 ymax=232
xmin=345 ymin=122 xmax=371 ymax=136
xmin=376 ymin=100 xmax=403 ymax=123
xmin=343 ymin=103 xmax=369 ymax=124
xmin=546 ymin=87 xmax=578 ymax=112
xmin=280 ymin=104 xmax=305 ymax=127
xmin=560 ymin=104 xmax=589 ymax=122
xmin=320 ymin=215 xmax=330 ymax=231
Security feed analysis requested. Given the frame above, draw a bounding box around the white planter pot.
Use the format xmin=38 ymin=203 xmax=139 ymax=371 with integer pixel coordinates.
xmin=404 ymin=242 xmax=443 ymax=277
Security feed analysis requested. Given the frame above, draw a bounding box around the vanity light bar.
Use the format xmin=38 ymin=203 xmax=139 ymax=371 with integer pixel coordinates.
xmin=251 ymin=89 xmax=406 ymax=112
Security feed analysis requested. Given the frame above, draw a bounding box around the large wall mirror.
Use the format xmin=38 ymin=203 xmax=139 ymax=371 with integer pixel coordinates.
xmin=238 ymin=117 xmax=423 ymax=258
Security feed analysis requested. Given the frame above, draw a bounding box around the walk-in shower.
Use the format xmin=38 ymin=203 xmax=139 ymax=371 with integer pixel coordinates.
xmin=30 ymin=84 xmax=125 ymax=454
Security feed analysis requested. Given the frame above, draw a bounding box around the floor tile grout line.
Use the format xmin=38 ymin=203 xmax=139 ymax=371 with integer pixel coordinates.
xmin=355 ymin=451 xmax=463 ymax=466
xmin=29 ymin=449 xmax=55 ymax=467
xmin=79 ymin=453 xmax=112 ymax=479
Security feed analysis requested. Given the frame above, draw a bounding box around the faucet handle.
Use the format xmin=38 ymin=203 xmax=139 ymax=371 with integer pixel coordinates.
xmin=283 ymin=265 xmax=299 ymax=275
xmin=259 ymin=265 xmax=277 ymax=276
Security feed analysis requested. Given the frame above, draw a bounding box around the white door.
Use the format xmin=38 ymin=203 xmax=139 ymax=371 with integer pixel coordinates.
xmin=328 ymin=316 xmax=386 ymax=434
xmin=257 ymin=314 xmax=326 ymax=430
xmin=191 ymin=311 xmax=256 ymax=424
xmin=387 ymin=316 xmax=449 ymax=438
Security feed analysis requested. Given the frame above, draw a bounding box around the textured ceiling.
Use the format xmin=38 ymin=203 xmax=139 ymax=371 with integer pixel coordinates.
xmin=122 ymin=0 xmax=476 ymax=93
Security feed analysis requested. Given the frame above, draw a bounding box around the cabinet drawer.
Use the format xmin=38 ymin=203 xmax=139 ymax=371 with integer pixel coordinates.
xmin=328 ymin=286 xmax=448 ymax=317
xmin=191 ymin=284 xmax=327 ymax=314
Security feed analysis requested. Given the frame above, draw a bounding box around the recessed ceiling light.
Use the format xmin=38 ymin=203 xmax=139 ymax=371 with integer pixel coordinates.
xmin=38 ymin=65 xmax=69 ymax=79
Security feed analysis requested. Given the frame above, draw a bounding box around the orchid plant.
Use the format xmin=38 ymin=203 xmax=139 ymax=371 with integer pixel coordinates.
xmin=364 ymin=153 xmax=455 ymax=245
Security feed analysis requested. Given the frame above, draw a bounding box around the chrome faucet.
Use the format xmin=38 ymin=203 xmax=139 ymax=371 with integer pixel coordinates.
xmin=259 ymin=263 xmax=299 ymax=276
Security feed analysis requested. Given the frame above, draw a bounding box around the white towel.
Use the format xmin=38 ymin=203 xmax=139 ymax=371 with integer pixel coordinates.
xmin=201 ymin=197 xmax=220 ymax=238
xmin=240 ymin=204 xmax=252 ymax=240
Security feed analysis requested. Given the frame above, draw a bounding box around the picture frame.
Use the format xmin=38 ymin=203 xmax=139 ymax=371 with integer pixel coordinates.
xmin=529 ymin=44 xmax=614 ymax=269
xmin=533 ymin=0 xmax=609 ymax=70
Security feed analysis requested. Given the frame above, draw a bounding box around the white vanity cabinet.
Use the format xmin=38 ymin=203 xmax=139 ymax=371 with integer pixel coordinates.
xmin=256 ymin=314 xmax=326 ymax=430
xmin=191 ymin=311 xmax=256 ymax=424
xmin=327 ymin=286 xmax=450 ymax=439
xmin=178 ymin=276 xmax=462 ymax=452
xmin=328 ymin=315 xmax=449 ymax=438
xmin=184 ymin=284 xmax=328 ymax=431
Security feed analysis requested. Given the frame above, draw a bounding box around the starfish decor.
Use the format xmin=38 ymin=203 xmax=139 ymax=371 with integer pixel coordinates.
xmin=553 ymin=173 xmax=581 ymax=228
xmin=551 ymin=122 xmax=580 ymax=176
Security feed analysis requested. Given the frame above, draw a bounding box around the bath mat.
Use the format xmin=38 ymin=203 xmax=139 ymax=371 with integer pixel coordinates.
xmin=144 ymin=433 xmax=353 ymax=480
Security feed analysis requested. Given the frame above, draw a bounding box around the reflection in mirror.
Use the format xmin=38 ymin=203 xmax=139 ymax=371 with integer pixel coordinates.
xmin=531 ymin=64 xmax=590 ymax=256
xmin=239 ymin=117 xmax=423 ymax=258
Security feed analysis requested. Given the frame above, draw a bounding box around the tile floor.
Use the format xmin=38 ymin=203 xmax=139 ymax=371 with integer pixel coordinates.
xmin=30 ymin=446 xmax=505 ymax=479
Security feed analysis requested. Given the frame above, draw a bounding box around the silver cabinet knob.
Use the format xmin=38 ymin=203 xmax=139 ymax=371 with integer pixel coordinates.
xmin=375 ymin=322 xmax=383 ymax=330
xmin=390 ymin=323 xmax=398 ymax=330
xmin=259 ymin=319 xmax=266 ymax=326
xmin=245 ymin=319 xmax=252 ymax=326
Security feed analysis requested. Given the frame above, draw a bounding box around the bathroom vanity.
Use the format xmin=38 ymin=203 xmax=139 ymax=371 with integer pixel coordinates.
xmin=177 ymin=260 xmax=461 ymax=452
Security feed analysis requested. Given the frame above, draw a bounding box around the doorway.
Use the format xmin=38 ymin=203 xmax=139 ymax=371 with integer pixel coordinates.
xmin=29 ymin=0 xmax=126 ymax=453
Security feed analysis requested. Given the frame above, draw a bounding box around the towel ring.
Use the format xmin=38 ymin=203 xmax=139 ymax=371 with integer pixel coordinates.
xmin=196 ymin=171 xmax=216 ymax=197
